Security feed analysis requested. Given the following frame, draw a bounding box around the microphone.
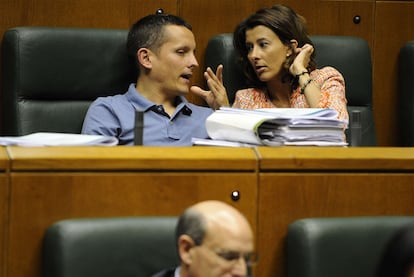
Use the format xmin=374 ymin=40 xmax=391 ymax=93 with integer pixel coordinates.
xmin=134 ymin=110 xmax=144 ymax=145
xmin=350 ymin=110 xmax=362 ymax=146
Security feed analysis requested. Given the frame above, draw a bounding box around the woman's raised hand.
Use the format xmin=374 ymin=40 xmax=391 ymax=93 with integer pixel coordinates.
xmin=289 ymin=43 xmax=314 ymax=75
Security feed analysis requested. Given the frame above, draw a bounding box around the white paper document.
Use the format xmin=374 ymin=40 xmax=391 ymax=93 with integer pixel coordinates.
xmin=191 ymin=137 xmax=257 ymax=147
xmin=0 ymin=132 xmax=119 ymax=146
xmin=204 ymin=107 xmax=348 ymax=146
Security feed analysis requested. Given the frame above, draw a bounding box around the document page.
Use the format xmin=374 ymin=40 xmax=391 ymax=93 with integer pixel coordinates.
xmin=0 ymin=132 xmax=119 ymax=146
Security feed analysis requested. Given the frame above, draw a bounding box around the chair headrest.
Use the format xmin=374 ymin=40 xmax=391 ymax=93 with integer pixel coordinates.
xmin=1 ymin=27 xmax=137 ymax=100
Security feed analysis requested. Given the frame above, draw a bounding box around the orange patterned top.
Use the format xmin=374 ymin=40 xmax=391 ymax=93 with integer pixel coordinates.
xmin=232 ymin=66 xmax=349 ymax=122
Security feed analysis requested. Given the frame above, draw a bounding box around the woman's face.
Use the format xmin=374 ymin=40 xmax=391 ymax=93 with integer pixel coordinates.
xmin=245 ymin=25 xmax=291 ymax=82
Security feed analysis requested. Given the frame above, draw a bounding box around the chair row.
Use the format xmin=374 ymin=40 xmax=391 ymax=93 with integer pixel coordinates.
xmin=1 ymin=27 xmax=375 ymax=146
xmin=42 ymin=216 xmax=414 ymax=277
xmin=1 ymin=27 xmax=411 ymax=145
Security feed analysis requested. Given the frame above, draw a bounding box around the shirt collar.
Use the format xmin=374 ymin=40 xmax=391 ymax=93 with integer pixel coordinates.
xmin=126 ymin=84 xmax=193 ymax=116
xmin=174 ymin=266 xmax=181 ymax=277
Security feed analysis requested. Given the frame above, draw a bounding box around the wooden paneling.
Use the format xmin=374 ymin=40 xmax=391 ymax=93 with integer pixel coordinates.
xmin=6 ymin=146 xmax=258 ymax=277
xmin=0 ymin=148 xmax=9 ymax=277
xmin=257 ymin=173 xmax=414 ymax=277
xmin=127 ymin=0 xmax=178 ymax=26
xmin=373 ymin=1 xmax=414 ymax=146
xmin=255 ymin=146 xmax=414 ymax=277
xmin=7 ymin=146 xmax=257 ymax=171
xmin=257 ymin=0 xmax=374 ymax=46
xmin=258 ymin=146 xmax=414 ymax=170
xmin=8 ymin=172 xmax=257 ymax=277
xmin=4 ymin=146 xmax=414 ymax=277
xmin=0 ymin=0 xmax=177 ymax=35
xmin=180 ymin=0 xmax=257 ymax=105
xmin=0 ymin=176 xmax=6 ymax=277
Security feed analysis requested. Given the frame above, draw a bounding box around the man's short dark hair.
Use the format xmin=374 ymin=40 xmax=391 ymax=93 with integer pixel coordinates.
xmin=126 ymin=13 xmax=193 ymax=73
xmin=175 ymin=208 xmax=206 ymax=247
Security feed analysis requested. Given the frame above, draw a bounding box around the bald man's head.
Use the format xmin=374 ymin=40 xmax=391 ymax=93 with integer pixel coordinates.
xmin=175 ymin=201 xmax=254 ymax=277
xmin=175 ymin=201 xmax=252 ymax=246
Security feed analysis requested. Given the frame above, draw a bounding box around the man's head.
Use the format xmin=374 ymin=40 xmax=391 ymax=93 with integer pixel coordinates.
xmin=175 ymin=200 xmax=255 ymax=277
xmin=127 ymin=13 xmax=193 ymax=65
xmin=127 ymin=14 xmax=198 ymax=97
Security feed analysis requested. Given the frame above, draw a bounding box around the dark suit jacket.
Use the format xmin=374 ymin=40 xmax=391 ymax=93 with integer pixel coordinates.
xmin=151 ymin=268 xmax=175 ymax=277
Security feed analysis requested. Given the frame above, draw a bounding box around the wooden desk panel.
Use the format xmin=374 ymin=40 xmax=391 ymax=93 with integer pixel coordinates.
xmin=257 ymin=173 xmax=414 ymax=277
xmin=0 ymin=175 xmax=7 ymax=277
xmin=6 ymin=146 xmax=258 ymax=277
xmin=256 ymin=147 xmax=414 ymax=277
xmin=0 ymin=148 xmax=9 ymax=277
xmin=6 ymin=146 xmax=414 ymax=277
xmin=374 ymin=2 xmax=414 ymax=145
xmin=7 ymin=146 xmax=257 ymax=171
xmin=258 ymin=147 xmax=414 ymax=171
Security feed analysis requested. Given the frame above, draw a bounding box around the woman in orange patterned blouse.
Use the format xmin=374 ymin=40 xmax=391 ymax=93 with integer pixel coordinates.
xmin=191 ymin=5 xmax=349 ymax=122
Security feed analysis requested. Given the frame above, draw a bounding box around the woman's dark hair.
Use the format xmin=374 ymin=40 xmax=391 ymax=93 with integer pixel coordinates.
xmin=233 ymin=5 xmax=316 ymax=90
xmin=376 ymin=223 xmax=414 ymax=277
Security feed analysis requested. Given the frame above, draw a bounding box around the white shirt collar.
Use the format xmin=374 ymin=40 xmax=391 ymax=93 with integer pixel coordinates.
xmin=174 ymin=266 xmax=181 ymax=277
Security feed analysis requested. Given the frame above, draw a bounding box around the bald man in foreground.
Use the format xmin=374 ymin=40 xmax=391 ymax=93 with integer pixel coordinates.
xmin=152 ymin=200 xmax=256 ymax=277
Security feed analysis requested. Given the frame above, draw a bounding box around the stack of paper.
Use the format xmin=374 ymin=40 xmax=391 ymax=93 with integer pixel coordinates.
xmin=0 ymin=132 xmax=118 ymax=146
xmin=199 ymin=107 xmax=348 ymax=146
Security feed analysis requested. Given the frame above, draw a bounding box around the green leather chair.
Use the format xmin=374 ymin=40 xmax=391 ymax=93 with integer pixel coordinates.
xmin=398 ymin=41 xmax=414 ymax=146
xmin=286 ymin=216 xmax=414 ymax=277
xmin=1 ymin=27 xmax=136 ymax=135
xmin=205 ymin=34 xmax=377 ymax=146
xmin=42 ymin=217 xmax=179 ymax=277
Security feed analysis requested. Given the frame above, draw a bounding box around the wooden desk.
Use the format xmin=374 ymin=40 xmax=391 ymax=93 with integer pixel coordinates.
xmin=256 ymin=147 xmax=414 ymax=277
xmin=0 ymin=148 xmax=9 ymax=277
xmin=6 ymin=146 xmax=258 ymax=277
xmin=4 ymin=146 xmax=414 ymax=277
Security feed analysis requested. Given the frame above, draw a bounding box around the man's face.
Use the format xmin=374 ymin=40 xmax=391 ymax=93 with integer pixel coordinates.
xmin=149 ymin=25 xmax=199 ymax=97
xmin=186 ymin=222 xmax=254 ymax=277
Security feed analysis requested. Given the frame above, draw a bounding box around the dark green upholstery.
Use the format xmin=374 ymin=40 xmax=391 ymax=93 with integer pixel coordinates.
xmin=1 ymin=27 xmax=136 ymax=135
xmin=205 ymin=34 xmax=377 ymax=146
xmin=287 ymin=216 xmax=414 ymax=277
xmin=42 ymin=217 xmax=179 ymax=277
xmin=398 ymin=41 xmax=414 ymax=146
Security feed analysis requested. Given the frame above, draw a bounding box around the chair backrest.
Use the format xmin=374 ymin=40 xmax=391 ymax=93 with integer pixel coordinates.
xmin=205 ymin=34 xmax=377 ymax=146
xmin=398 ymin=41 xmax=414 ymax=146
xmin=42 ymin=217 xmax=179 ymax=277
xmin=1 ymin=27 xmax=136 ymax=136
xmin=286 ymin=216 xmax=414 ymax=277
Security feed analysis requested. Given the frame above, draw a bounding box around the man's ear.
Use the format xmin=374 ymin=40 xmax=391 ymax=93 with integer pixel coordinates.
xmin=178 ymin=234 xmax=195 ymax=265
xmin=137 ymin=48 xmax=152 ymax=69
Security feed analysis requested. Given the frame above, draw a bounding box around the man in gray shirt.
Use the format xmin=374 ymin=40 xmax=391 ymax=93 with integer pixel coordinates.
xmin=82 ymin=13 xmax=213 ymax=145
